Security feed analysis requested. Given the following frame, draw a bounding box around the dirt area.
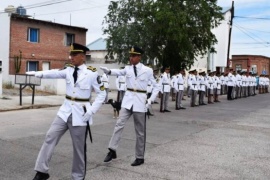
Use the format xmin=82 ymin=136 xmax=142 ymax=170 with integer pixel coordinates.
xmin=3 ymin=87 xmax=56 ymax=96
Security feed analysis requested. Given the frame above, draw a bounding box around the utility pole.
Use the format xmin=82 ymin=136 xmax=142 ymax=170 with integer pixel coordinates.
xmin=226 ymin=1 xmax=234 ymax=70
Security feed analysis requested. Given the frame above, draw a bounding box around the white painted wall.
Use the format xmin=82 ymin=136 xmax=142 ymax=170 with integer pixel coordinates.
xmin=210 ymin=10 xmax=231 ymax=69
xmin=90 ymin=51 xmax=107 ymax=59
xmin=0 ymin=13 xmax=11 ymax=83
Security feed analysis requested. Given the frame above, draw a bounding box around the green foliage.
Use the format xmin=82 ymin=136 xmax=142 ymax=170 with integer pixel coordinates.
xmin=14 ymin=50 xmax=22 ymax=74
xmin=103 ymin=0 xmax=224 ymax=71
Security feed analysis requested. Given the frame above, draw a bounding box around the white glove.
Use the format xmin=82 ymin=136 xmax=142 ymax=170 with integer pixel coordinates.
xmin=82 ymin=110 xmax=93 ymax=122
xmin=35 ymin=71 xmax=43 ymax=78
xmin=100 ymin=66 xmax=111 ymax=74
xmin=26 ymin=71 xmax=43 ymax=78
xmin=146 ymin=99 xmax=151 ymax=109
xmin=26 ymin=71 xmax=36 ymax=75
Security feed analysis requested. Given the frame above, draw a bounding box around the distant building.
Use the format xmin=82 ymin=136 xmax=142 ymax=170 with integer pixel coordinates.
xmin=231 ymin=55 xmax=270 ymax=75
xmin=190 ymin=6 xmax=232 ymax=73
xmin=0 ymin=6 xmax=88 ymax=84
xmin=86 ymin=38 xmax=116 ymax=64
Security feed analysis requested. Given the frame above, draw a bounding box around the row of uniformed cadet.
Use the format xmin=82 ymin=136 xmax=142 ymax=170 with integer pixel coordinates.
xmin=259 ymin=74 xmax=269 ymax=94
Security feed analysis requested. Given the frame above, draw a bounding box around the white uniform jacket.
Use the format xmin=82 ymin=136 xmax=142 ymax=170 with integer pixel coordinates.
xmin=220 ymin=75 xmax=225 ymax=85
xmin=227 ymin=73 xmax=234 ymax=86
xmin=198 ymin=75 xmax=206 ymax=92
xmin=159 ymin=72 xmax=171 ymax=93
xmin=101 ymin=73 xmax=110 ymax=88
xmin=214 ymin=76 xmax=221 ymax=90
xmin=207 ymin=76 xmax=214 ymax=90
xmin=173 ymin=73 xmax=184 ymax=91
xmin=242 ymin=75 xmax=247 ymax=87
xmin=41 ymin=64 xmax=106 ymax=126
xmin=171 ymin=75 xmax=177 ymax=89
xmin=188 ymin=75 xmax=198 ymax=91
xmin=265 ymin=77 xmax=269 ymax=86
xmin=147 ymin=80 xmax=153 ymax=93
xmin=110 ymin=63 xmax=160 ymax=112
xmin=116 ymin=75 xmax=127 ymax=91
xmin=235 ymin=74 xmax=242 ymax=87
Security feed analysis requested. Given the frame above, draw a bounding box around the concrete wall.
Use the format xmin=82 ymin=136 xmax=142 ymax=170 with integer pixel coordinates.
xmin=0 ymin=13 xmax=11 ymax=84
xmin=209 ymin=10 xmax=231 ymax=70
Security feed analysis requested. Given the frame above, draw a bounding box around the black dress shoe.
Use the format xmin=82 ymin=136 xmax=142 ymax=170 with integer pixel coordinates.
xmin=153 ymin=101 xmax=159 ymax=104
xmin=104 ymin=149 xmax=117 ymax=162
xmin=164 ymin=109 xmax=171 ymax=112
xmin=33 ymin=171 xmax=50 ymax=180
xmin=201 ymin=103 xmax=207 ymax=105
xmin=131 ymin=158 xmax=144 ymax=166
xmin=175 ymin=108 xmax=180 ymax=110
xmin=180 ymin=107 xmax=186 ymax=109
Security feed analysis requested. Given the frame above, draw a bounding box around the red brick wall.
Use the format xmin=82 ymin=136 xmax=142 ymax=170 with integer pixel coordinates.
xmin=9 ymin=16 xmax=87 ymax=74
xmin=231 ymin=55 xmax=270 ymax=75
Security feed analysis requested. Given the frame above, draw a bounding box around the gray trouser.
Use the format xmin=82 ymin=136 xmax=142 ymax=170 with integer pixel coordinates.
xmin=176 ymin=90 xmax=184 ymax=108
xmin=108 ymin=108 xmax=146 ymax=159
xmin=198 ymin=90 xmax=205 ymax=104
xmin=34 ymin=115 xmax=87 ymax=180
xmin=117 ymin=90 xmax=125 ymax=102
xmin=105 ymin=88 xmax=109 ymax=102
xmin=161 ymin=92 xmax=170 ymax=111
xmin=190 ymin=90 xmax=197 ymax=106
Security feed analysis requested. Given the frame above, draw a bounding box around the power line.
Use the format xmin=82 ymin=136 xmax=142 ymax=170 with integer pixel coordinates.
xmin=235 ymin=16 xmax=270 ymax=20
xmin=35 ymin=5 xmax=107 ymax=17
xmin=25 ymin=0 xmax=73 ymax=9
xmin=233 ymin=23 xmax=270 ymax=47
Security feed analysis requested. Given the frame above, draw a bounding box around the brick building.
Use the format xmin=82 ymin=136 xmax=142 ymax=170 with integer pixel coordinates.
xmin=0 ymin=9 xmax=87 ymax=83
xmin=231 ymin=55 xmax=270 ymax=75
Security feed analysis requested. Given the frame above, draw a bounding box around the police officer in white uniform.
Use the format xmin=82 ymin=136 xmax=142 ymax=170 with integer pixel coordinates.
xmin=227 ymin=69 xmax=235 ymax=100
xmin=174 ymin=69 xmax=186 ymax=110
xmin=100 ymin=46 xmax=160 ymax=166
xmin=159 ymin=66 xmax=171 ymax=112
xmin=27 ymin=43 xmax=106 ymax=180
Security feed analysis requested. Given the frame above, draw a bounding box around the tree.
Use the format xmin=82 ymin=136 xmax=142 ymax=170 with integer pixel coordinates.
xmin=103 ymin=0 xmax=223 ymax=71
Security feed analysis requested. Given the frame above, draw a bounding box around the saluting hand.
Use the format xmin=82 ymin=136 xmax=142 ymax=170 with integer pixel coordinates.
xmin=100 ymin=66 xmax=111 ymax=75
xmin=26 ymin=71 xmax=43 ymax=78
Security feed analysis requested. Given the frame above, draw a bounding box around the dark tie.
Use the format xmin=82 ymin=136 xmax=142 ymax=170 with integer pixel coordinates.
xmin=73 ymin=66 xmax=79 ymax=83
xmin=133 ymin=65 xmax=137 ymax=77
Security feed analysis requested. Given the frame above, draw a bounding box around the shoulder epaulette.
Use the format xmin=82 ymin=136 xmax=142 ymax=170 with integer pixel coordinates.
xmin=65 ymin=63 xmax=74 ymax=68
xmin=59 ymin=63 xmax=74 ymax=70
xmin=87 ymin=66 xmax=97 ymax=72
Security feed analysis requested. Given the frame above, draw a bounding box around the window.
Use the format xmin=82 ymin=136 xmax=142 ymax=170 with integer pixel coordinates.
xmin=27 ymin=61 xmax=38 ymax=71
xmin=251 ymin=65 xmax=257 ymax=74
xmin=42 ymin=62 xmax=50 ymax=70
xmin=28 ymin=28 xmax=40 ymax=43
xmin=235 ymin=64 xmax=242 ymax=71
xmin=66 ymin=33 xmax=75 ymax=46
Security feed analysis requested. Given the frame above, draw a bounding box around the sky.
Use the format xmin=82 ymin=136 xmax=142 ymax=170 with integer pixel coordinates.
xmin=0 ymin=0 xmax=270 ymax=57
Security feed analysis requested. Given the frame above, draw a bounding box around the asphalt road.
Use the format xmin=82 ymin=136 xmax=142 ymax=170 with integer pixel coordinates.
xmin=0 ymin=93 xmax=270 ymax=180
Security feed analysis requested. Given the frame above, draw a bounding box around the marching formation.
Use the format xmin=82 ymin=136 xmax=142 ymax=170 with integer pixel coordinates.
xmin=113 ymin=65 xmax=270 ymax=114
xmin=26 ymin=44 xmax=269 ymax=180
xmin=147 ymin=67 xmax=269 ymax=112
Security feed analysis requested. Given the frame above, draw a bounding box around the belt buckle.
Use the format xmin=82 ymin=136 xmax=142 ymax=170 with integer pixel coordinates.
xmin=71 ymin=97 xmax=75 ymax=101
xmin=134 ymin=88 xmax=137 ymax=92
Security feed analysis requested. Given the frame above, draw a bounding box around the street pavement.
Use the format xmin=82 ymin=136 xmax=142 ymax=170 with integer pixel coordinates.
xmin=0 ymin=91 xmax=270 ymax=180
